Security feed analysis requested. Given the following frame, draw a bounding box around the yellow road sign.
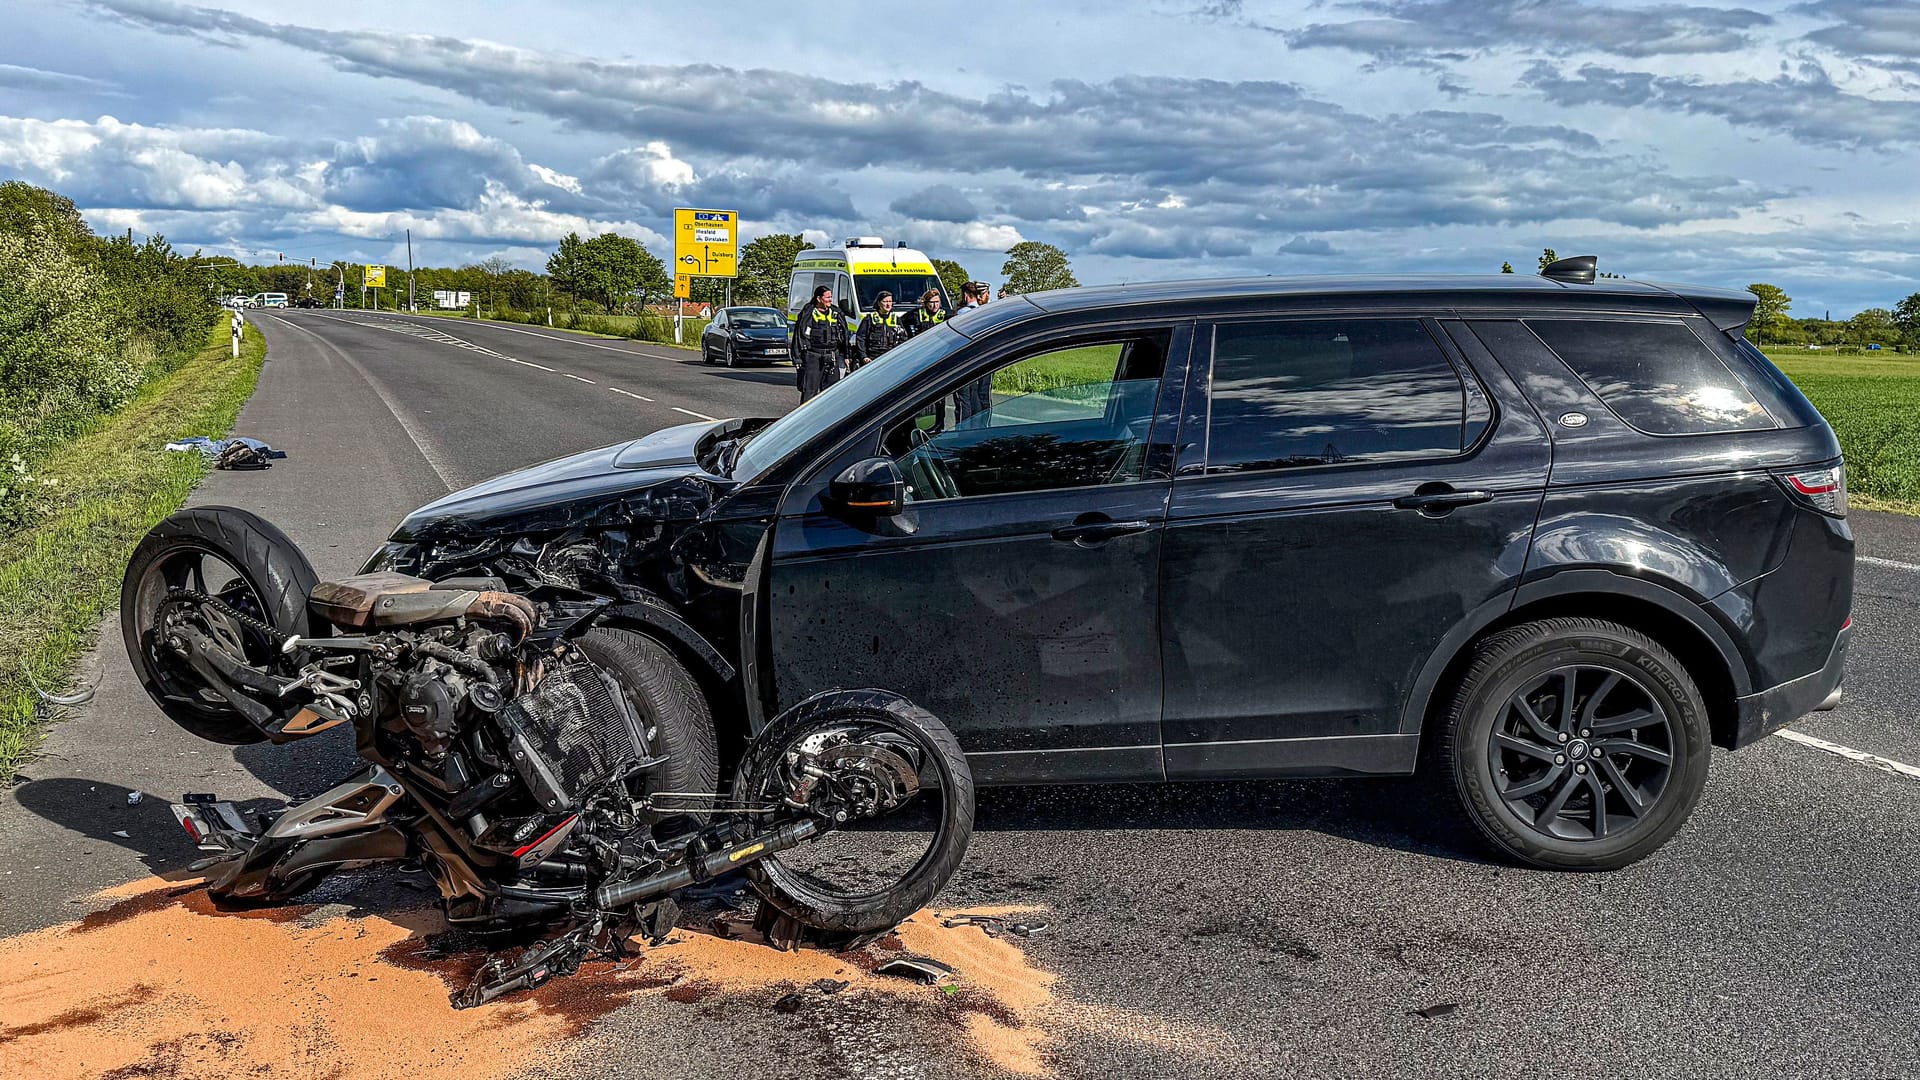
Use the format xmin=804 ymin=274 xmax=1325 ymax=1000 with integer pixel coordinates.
xmin=673 ymin=208 xmax=738 ymax=279
xmin=364 ymin=265 xmax=387 ymax=288
xmin=674 ymin=273 xmax=691 ymax=299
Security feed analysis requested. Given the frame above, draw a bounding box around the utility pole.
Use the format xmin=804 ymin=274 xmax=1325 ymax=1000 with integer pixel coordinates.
xmin=406 ymin=229 xmax=415 ymax=313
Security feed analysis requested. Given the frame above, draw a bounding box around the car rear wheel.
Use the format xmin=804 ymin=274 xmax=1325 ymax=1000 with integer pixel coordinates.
xmin=1431 ymin=617 xmax=1710 ymax=870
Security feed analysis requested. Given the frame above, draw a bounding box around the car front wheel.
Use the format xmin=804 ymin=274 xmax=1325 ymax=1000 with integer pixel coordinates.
xmin=1432 ymin=617 xmax=1711 ymax=870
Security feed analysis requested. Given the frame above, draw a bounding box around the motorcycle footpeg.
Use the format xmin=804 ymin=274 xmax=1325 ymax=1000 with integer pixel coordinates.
xmin=170 ymin=798 xmax=257 ymax=854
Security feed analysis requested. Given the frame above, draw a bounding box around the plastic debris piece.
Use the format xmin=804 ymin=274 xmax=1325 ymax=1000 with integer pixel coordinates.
xmin=126 ymin=791 xmax=143 ymax=806
xmin=875 ymin=956 xmax=956 ymax=985
xmin=1411 ymin=1003 xmax=1460 ymax=1019
xmin=111 ymin=830 xmax=130 ymax=838
xmin=1006 ymin=921 xmax=1049 ymax=938
xmin=812 ymin=978 xmax=849 ymax=995
xmin=773 ymin=992 xmax=807 ymax=1014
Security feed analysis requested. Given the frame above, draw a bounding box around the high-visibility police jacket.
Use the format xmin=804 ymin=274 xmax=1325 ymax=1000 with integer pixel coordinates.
xmin=905 ymin=307 xmax=947 ymax=337
xmin=791 ymin=305 xmax=850 ymax=357
xmin=857 ymin=310 xmax=908 ymax=359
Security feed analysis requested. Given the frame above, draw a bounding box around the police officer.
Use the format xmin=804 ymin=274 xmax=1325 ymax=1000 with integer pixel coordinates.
xmin=791 ymin=284 xmax=852 ymax=402
xmin=854 ymin=291 xmax=907 ymax=370
xmin=952 ymin=282 xmax=993 ymax=419
xmin=904 ymin=288 xmax=947 ymax=337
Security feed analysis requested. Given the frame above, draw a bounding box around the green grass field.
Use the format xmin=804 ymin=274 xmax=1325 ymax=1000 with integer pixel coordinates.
xmin=1771 ymin=351 xmax=1920 ymax=513
xmin=0 ymin=322 xmax=266 ymax=774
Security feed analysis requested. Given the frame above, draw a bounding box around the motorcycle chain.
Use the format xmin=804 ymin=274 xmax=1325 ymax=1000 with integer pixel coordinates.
xmin=163 ymin=587 xmax=295 ymax=652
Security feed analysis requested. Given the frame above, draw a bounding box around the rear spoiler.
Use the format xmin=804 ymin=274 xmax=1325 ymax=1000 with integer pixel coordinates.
xmin=1653 ymin=282 xmax=1755 ymax=333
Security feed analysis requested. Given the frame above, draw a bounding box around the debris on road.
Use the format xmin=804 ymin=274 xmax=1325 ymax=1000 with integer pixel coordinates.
xmin=163 ymin=436 xmax=288 ymax=469
xmin=126 ymin=791 xmax=142 ymax=806
xmin=943 ymin=913 xmax=1050 ymax=938
xmin=875 ymin=955 xmax=957 ymax=985
xmin=773 ymin=991 xmax=807 ymax=1013
xmin=1411 ymin=1002 xmax=1460 ymax=1019
xmin=812 ymin=977 xmax=849 ymax=994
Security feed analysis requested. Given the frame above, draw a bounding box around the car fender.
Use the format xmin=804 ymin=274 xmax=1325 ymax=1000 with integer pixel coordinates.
xmin=604 ymin=596 xmax=737 ymax=686
xmin=1397 ymin=568 xmax=1755 ymax=738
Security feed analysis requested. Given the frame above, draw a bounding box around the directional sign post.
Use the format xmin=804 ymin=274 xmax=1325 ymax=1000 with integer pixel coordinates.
xmin=673 ymin=208 xmax=738 ymax=278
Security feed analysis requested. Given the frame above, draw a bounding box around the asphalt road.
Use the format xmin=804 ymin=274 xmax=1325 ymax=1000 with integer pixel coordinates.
xmin=4 ymin=309 xmax=1919 ymax=1079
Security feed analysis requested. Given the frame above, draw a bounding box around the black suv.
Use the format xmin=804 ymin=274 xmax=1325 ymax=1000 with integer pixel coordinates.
xmin=368 ymin=262 xmax=1853 ymax=870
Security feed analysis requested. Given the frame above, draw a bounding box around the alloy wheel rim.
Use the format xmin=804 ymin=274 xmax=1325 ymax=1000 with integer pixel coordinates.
xmin=1487 ymin=664 xmax=1675 ymax=842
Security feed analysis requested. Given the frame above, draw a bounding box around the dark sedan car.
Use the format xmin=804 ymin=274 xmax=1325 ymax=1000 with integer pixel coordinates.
xmin=368 ymin=265 xmax=1852 ymax=870
xmin=701 ymin=307 xmax=792 ymax=367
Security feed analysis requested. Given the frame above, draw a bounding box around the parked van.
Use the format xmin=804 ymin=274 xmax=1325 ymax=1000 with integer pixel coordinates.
xmin=787 ymin=238 xmax=949 ymax=324
xmin=250 ymin=293 xmax=289 ymax=308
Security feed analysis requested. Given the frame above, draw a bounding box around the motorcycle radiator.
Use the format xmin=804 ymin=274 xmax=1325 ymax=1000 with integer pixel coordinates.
xmin=496 ymin=662 xmax=648 ymax=812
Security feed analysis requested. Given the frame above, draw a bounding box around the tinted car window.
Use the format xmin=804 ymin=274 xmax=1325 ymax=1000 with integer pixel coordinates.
xmin=1526 ymin=319 xmax=1773 ymax=435
xmin=1206 ymin=319 xmax=1467 ymax=473
xmin=731 ymin=309 xmax=786 ymax=328
xmin=883 ymin=332 xmax=1169 ymax=501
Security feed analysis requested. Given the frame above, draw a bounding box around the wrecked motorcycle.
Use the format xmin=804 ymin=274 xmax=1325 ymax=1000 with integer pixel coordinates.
xmin=119 ymin=505 xmax=973 ymax=1007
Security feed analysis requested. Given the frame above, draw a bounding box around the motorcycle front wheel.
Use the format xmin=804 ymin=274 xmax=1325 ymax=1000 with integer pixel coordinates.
xmin=736 ymin=689 xmax=974 ymax=936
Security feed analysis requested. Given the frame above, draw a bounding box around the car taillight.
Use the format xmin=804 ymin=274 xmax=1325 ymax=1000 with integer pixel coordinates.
xmin=1776 ymin=463 xmax=1847 ymax=517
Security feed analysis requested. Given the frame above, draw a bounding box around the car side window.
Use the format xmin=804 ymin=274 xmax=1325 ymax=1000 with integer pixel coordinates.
xmin=1525 ymin=318 xmax=1774 ymax=435
xmin=1205 ymin=318 xmax=1469 ymax=473
xmin=880 ymin=331 xmax=1171 ymax=502
xmin=712 ymin=311 xmax=727 ymax=329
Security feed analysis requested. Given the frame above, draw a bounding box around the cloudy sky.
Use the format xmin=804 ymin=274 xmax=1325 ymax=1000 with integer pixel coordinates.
xmin=3 ymin=0 xmax=1916 ymax=315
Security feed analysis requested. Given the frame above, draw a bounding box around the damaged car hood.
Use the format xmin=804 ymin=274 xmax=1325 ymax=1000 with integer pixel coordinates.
xmin=391 ymin=420 xmax=742 ymax=542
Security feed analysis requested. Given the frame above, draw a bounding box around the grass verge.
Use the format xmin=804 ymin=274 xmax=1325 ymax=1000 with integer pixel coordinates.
xmin=0 ymin=322 xmax=266 ymax=774
xmin=1775 ymin=353 xmax=1920 ymax=516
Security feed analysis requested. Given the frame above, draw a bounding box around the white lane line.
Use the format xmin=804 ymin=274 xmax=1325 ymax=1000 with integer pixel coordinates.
xmin=562 ymin=373 xmax=595 ymax=383
xmin=673 ymin=406 xmax=720 ymax=421
xmin=1860 ymin=555 xmax=1920 ymax=573
xmin=609 ymin=387 xmax=654 ymax=402
xmin=379 ymin=311 xmax=680 ymax=359
xmin=1775 ymin=729 xmax=1920 ymax=782
xmin=508 ymin=358 xmax=556 ymax=372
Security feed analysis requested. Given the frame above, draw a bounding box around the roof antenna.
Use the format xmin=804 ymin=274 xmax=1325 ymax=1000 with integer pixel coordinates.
xmin=1540 ymin=255 xmax=1598 ymax=284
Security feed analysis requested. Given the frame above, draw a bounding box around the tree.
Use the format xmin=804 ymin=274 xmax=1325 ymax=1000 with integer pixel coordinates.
xmin=477 ymin=255 xmax=513 ymax=314
xmin=933 ymin=258 xmax=971 ymax=300
xmin=1000 ymin=242 xmax=1077 ymax=294
xmin=576 ymin=233 xmax=668 ymax=313
xmin=736 ymin=233 xmax=810 ymax=308
xmin=1893 ymin=292 xmax=1920 ymax=350
xmin=1848 ymin=307 xmax=1896 ymax=348
xmin=1536 ymin=248 xmax=1558 ymax=273
xmin=1747 ymin=283 xmax=1791 ymax=345
xmin=546 ymin=233 xmax=586 ymax=310
xmin=1500 ymin=262 xmax=1514 ymax=274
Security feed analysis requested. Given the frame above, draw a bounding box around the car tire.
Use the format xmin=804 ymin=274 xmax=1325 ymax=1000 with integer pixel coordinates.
xmin=724 ymin=342 xmax=737 ymax=368
xmin=1430 ymin=617 xmax=1711 ymax=870
xmin=575 ymin=627 xmax=719 ymax=816
xmin=702 ymin=343 xmax=715 ymax=364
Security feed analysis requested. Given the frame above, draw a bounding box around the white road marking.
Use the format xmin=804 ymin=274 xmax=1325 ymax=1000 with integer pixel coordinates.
xmin=255 ymin=313 xmax=464 ymax=491
xmin=1860 ymin=555 xmax=1920 ymax=573
xmin=673 ymin=406 xmax=720 ymax=421
xmin=508 ymin=358 xmax=556 ymax=372
xmin=609 ymin=387 xmax=654 ymax=402
xmin=562 ymin=373 xmax=595 ymax=383
xmin=376 ymin=311 xmax=681 ymax=359
xmin=1775 ymin=729 xmax=1920 ymax=782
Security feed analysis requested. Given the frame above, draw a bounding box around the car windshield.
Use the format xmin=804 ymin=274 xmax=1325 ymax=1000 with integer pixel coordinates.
xmin=729 ymin=310 xmax=785 ymax=328
xmin=853 ymin=275 xmax=945 ymax=312
xmin=732 ymin=322 xmax=969 ymax=482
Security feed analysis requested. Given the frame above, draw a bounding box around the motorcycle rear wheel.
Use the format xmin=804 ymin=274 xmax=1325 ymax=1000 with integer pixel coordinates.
xmin=737 ymin=689 xmax=974 ymax=936
xmin=121 ymin=506 xmax=321 ymax=745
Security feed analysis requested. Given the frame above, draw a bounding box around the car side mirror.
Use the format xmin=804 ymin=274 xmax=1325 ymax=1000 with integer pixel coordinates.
xmin=830 ymin=457 xmax=906 ymax=517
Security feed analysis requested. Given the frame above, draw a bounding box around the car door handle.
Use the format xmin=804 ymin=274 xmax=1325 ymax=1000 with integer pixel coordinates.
xmin=1051 ymin=519 xmax=1152 ymax=545
xmin=1394 ymin=488 xmax=1493 ymax=513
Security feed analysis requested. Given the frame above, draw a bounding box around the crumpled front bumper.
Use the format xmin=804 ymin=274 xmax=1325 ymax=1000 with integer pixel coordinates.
xmin=1730 ymin=620 xmax=1852 ymax=749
